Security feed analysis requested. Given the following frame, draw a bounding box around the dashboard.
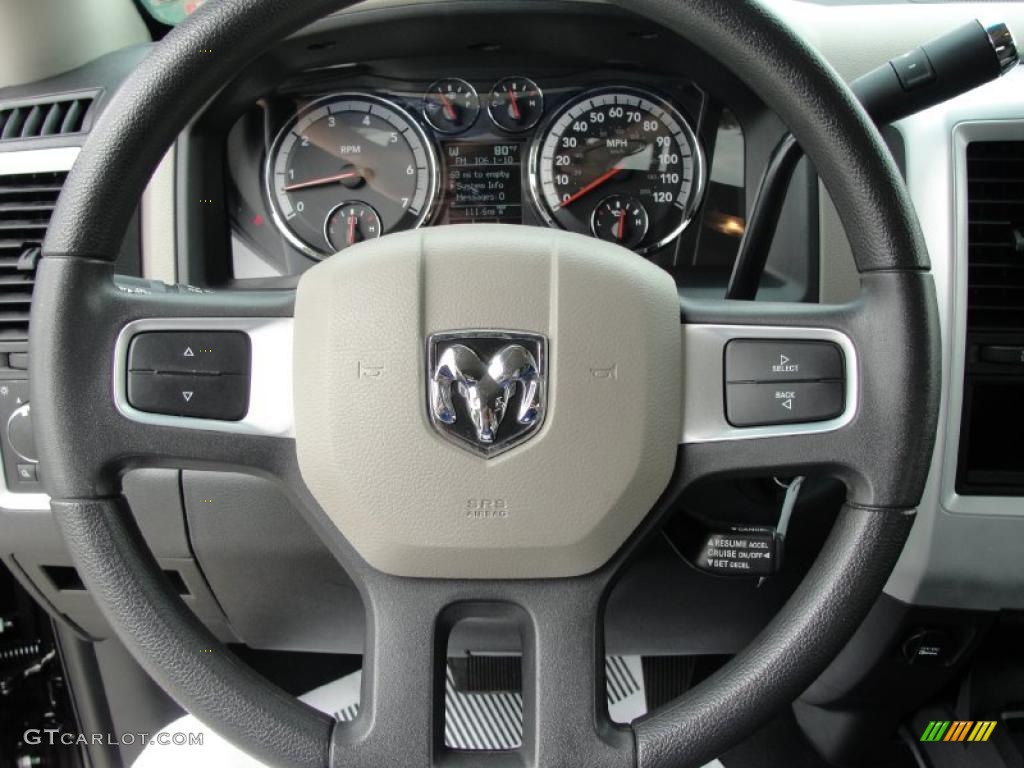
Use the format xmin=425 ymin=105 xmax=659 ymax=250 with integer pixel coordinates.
xmin=0 ymin=8 xmax=1023 ymax=765
xmin=218 ymin=30 xmax=760 ymax=284
xmin=13 ymin=0 xmax=1023 ymax=645
xmin=258 ymin=82 xmax=707 ymax=259
xmin=165 ymin=4 xmax=823 ymax=298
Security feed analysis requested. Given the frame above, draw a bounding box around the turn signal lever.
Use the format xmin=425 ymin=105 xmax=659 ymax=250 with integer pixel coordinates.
xmin=725 ymin=20 xmax=1019 ymax=301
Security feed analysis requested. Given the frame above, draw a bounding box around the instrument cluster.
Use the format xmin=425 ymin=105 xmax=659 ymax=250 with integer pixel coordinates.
xmin=260 ymin=75 xmax=708 ymax=262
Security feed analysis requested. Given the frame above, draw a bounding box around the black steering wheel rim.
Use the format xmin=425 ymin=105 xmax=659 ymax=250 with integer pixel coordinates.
xmin=32 ymin=1 xmax=939 ymax=767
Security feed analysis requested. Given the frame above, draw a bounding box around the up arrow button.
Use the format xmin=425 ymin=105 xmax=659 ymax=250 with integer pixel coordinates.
xmin=127 ymin=331 xmax=251 ymax=376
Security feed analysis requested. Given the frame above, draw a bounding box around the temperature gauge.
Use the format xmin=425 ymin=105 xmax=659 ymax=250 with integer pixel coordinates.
xmin=326 ymin=202 xmax=383 ymax=252
xmin=423 ymin=78 xmax=480 ymax=134
xmin=488 ymin=77 xmax=544 ymax=132
xmin=591 ymin=195 xmax=649 ymax=251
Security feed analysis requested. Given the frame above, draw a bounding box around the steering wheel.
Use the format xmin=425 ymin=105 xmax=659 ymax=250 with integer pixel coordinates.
xmin=33 ymin=0 xmax=939 ymax=766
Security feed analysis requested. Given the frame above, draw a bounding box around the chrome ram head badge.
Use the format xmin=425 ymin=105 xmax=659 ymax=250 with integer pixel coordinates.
xmin=427 ymin=331 xmax=547 ymax=458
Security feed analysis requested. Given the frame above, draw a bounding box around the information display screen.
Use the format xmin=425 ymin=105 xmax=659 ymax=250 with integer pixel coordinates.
xmin=442 ymin=142 xmax=523 ymax=224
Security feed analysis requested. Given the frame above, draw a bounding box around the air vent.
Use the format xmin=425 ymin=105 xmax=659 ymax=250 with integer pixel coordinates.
xmin=965 ymin=141 xmax=1024 ymax=332
xmin=0 ymin=171 xmax=66 ymax=341
xmin=0 ymin=97 xmax=94 ymax=142
xmin=958 ymin=139 xmax=1024 ymax=495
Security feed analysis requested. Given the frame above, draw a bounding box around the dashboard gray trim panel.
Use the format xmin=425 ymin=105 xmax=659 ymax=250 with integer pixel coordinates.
xmin=0 ymin=148 xmax=77 ymax=510
xmin=0 ymin=146 xmax=80 ymax=176
xmin=943 ymin=119 xmax=1024 ymax=518
xmin=884 ymin=67 xmax=1024 ymax=611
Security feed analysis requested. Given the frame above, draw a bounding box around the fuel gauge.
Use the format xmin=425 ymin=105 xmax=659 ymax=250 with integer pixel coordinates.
xmin=423 ymin=78 xmax=480 ymax=134
xmin=591 ymin=195 xmax=649 ymax=251
xmin=488 ymin=77 xmax=544 ymax=132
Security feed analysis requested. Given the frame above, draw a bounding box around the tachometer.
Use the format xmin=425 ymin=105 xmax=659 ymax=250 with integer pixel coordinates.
xmin=266 ymin=93 xmax=439 ymax=258
xmin=529 ymin=87 xmax=705 ymax=255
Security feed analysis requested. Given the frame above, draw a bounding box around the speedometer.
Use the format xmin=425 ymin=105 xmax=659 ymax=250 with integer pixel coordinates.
xmin=530 ymin=87 xmax=705 ymax=255
xmin=266 ymin=93 xmax=438 ymax=259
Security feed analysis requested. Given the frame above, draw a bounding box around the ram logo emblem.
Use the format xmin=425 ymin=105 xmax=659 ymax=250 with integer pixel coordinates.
xmin=427 ymin=332 xmax=547 ymax=458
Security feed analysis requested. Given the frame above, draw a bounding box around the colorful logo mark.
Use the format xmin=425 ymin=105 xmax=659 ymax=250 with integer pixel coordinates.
xmin=920 ymin=721 xmax=997 ymax=743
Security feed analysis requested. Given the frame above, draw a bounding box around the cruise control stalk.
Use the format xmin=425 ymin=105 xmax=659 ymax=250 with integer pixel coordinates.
xmin=676 ymin=477 xmax=806 ymax=581
xmin=726 ymin=20 xmax=1019 ymax=301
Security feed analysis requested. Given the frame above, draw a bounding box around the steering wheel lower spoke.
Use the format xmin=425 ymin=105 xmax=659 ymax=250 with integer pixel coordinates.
xmin=330 ymin=576 xmax=633 ymax=768
xmin=520 ymin=581 xmax=632 ymax=765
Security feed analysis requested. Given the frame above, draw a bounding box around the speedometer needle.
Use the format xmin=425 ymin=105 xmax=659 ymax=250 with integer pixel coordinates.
xmin=283 ymin=170 xmax=361 ymax=192
xmin=554 ymin=166 xmax=623 ymax=210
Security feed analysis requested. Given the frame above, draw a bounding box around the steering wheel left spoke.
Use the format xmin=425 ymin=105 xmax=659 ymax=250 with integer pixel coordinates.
xmin=35 ymin=256 xmax=297 ymax=496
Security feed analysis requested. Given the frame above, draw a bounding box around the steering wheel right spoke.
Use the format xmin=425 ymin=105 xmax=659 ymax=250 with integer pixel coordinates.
xmin=677 ymin=270 xmax=939 ymax=509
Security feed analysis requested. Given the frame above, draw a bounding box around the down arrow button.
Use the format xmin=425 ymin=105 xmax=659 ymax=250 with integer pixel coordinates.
xmin=127 ymin=372 xmax=249 ymax=421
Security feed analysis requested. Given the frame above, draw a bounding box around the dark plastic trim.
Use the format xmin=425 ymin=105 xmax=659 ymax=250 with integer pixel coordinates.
xmin=52 ymin=497 xmax=334 ymax=768
xmin=633 ymin=504 xmax=916 ymax=768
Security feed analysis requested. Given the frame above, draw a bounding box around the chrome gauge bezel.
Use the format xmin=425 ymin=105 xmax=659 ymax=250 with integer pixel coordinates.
xmin=589 ymin=194 xmax=650 ymax=247
xmin=527 ymin=85 xmax=707 ymax=256
xmin=323 ymin=200 xmax=383 ymax=252
xmin=264 ymin=92 xmax=440 ymax=260
xmin=487 ymin=76 xmax=545 ymax=134
xmin=422 ymin=77 xmax=481 ymax=135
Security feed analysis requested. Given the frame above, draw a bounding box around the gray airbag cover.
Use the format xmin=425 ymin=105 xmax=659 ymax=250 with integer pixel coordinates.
xmin=294 ymin=225 xmax=681 ymax=578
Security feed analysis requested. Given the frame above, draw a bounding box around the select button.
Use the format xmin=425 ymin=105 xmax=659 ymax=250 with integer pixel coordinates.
xmin=726 ymin=340 xmax=844 ymax=383
xmin=726 ymin=381 xmax=844 ymax=428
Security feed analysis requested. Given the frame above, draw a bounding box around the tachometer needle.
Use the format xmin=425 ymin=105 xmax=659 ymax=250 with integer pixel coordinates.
xmin=554 ymin=166 xmax=623 ymax=210
xmin=283 ymin=170 xmax=361 ymax=192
